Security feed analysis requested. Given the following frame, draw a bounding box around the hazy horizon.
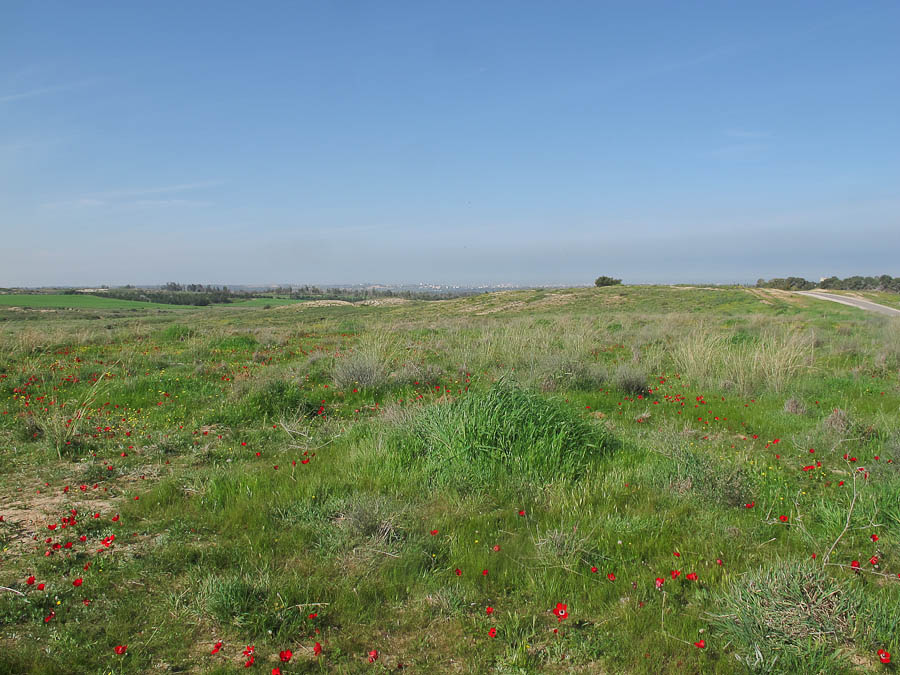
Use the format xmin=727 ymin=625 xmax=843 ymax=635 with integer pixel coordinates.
xmin=3 ymin=2 xmax=899 ymax=287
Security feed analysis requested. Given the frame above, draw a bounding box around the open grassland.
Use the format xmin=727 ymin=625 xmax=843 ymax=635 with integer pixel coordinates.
xmin=1 ymin=286 xmax=899 ymax=674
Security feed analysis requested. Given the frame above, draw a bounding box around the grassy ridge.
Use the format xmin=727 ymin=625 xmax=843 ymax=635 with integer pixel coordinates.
xmin=0 ymin=286 xmax=898 ymax=673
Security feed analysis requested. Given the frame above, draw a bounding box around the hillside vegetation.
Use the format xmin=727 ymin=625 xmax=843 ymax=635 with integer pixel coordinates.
xmin=1 ymin=286 xmax=899 ymax=673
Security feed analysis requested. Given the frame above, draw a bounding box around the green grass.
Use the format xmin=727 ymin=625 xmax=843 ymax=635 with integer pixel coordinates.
xmin=0 ymin=293 xmax=177 ymax=310
xmin=0 ymin=285 xmax=898 ymax=673
xmin=395 ymin=381 xmax=612 ymax=486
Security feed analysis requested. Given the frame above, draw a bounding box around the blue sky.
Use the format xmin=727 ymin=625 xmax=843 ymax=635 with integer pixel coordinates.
xmin=2 ymin=1 xmax=898 ymax=286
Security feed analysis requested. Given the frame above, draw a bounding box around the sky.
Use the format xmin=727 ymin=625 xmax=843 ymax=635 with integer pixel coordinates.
xmin=2 ymin=1 xmax=899 ymax=287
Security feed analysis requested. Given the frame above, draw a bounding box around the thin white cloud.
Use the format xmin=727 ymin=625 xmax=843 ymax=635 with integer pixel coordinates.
xmin=90 ymin=180 xmax=222 ymax=199
xmin=130 ymin=199 xmax=212 ymax=207
xmin=40 ymin=181 xmax=221 ymax=208
xmin=40 ymin=198 xmax=106 ymax=208
xmin=725 ymin=129 xmax=772 ymax=139
xmin=0 ymin=80 xmax=96 ymax=104
xmin=708 ymin=143 xmax=769 ymax=159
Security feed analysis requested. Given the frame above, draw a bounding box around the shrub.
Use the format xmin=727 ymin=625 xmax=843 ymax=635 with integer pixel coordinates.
xmin=823 ymin=408 xmax=851 ymax=435
xmin=534 ymin=354 xmax=607 ymax=393
xmin=710 ymin=561 xmax=863 ymax=671
xmin=612 ymin=363 xmax=647 ymax=395
xmin=594 ymin=276 xmax=622 ymax=287
xmin=203 ymin=572 xmax=268 ymax=626
xmin=214 ymin=334 xmax=258 ymax=351
xmin=394 ymin=381 xmax=613 ymax=485
xmin=160 ymin=323 xmax=195 ymax=342
xmin=391 ymin=361 xmax=444 ymax=386
xmin=219 ymin=379 xmax=317 ymax=424
xmin=665 ymin=446 xmax=752 ymax=507
xmin=332 ymin=338 xmax=394 ymax=390
xmin=784 ymin=397 xmax=807 ymax=415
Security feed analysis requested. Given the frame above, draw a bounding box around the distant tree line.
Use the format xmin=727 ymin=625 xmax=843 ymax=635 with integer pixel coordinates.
xmin=86 ymin=284 xmax=240 ymax=306
xmin=75 ymin=283 xmax=483 ymax=306
xmin=756 ymin=274 xmax=900 ymax=293
xmin=278 ymin=286 xmax=482 ymax=301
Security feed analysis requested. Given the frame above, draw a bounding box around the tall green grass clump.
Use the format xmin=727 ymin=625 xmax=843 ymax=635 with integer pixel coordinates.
xmin=160 ymin=323 xmax=196 ymax=342
xmin=395 ymin=381 xmax=612 ymax=485
xmin=671 ymin=327 xmax=812 ymax=393
xmin=218 ymin=379 xmax=317 ymax=424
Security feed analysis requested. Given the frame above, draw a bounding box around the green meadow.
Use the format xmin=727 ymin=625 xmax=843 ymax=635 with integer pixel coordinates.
xmin=1 ymin=286 xmax=899 ymax=673
xmin=0 ymin=294 xmax=177 ymax=311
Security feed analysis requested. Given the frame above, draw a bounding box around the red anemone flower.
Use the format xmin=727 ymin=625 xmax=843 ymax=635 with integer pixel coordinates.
xmin=553 ymin=603 xmax=568 ymax=622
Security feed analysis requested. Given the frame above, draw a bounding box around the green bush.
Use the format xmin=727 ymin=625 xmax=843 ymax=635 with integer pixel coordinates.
xmin=219 ymin=379 xmax=318 ymax=424
xmin=394 ymin=381 xmax=613 ymax=485
xmin=160 ymin=323 xmax=196 ymax=341
xmin=214 ymin=334 xmax=258 ymax=351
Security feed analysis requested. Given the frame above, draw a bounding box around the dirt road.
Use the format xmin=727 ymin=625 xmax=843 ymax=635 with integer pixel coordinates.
xmin=797 ymin=291 xmax=900 ymax=316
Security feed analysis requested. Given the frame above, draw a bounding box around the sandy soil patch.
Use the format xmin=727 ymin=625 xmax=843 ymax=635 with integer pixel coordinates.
xmin=359 ymin=298 xmax=411 ymax=306
xmin=276 ymin=300 xmax=355 ymax=309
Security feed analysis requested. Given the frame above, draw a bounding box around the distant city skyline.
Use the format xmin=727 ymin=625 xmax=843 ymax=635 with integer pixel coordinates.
xmin=2 ymin=2 xmax=898 ymax=286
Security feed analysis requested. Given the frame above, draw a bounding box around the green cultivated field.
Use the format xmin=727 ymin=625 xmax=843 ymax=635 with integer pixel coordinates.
xmin=0 ymin=294 xmax=177 ymax=310
xmin=1 ymin=286 xmax=899 ymax=673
